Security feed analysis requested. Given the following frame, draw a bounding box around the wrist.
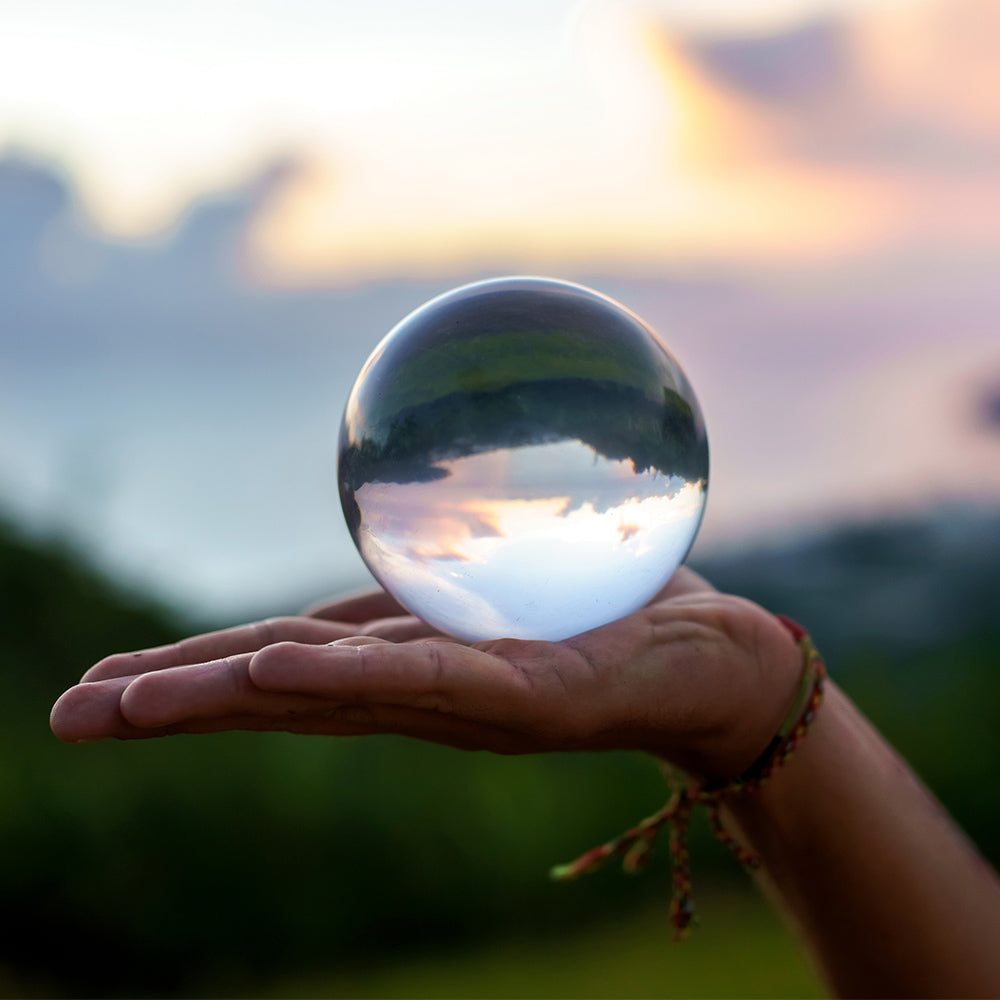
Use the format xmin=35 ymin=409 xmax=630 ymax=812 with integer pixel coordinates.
xmin=708 ymin=616 xmax=826 ymax=792
xmin=554 ymin=614 xmax=829 ymax=938
xmin=665 ymin=610 xmax=810 ymax=783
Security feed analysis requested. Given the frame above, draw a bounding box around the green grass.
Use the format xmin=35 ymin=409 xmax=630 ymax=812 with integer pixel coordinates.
xmin=262 ymin=888 xmax=826 ymax=1000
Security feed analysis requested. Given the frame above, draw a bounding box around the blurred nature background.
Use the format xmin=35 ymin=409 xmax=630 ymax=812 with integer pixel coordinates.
xmin=2 ymin=0 xmax=1000 ymax=995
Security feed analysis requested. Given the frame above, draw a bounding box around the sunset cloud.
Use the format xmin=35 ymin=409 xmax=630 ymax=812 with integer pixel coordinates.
xmin=2 ymin=0 xmax=996 ymax=283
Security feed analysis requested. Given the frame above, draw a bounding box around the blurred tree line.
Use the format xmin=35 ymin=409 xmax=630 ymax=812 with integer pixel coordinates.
xmin=1 ymin=504 xmax=998 ymax=997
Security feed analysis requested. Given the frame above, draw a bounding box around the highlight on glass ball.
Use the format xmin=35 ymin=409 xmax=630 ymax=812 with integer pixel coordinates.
xmin=337 ymin=276 xmax=709 ymax=643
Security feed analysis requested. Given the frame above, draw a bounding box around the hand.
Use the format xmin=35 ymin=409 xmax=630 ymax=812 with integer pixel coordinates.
xmin=49 ymin=568 xmax=803 ymax=780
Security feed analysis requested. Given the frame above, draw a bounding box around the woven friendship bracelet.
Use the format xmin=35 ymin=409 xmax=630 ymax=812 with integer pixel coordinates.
xmin=550 ymin=615 xmax=827 ymax=939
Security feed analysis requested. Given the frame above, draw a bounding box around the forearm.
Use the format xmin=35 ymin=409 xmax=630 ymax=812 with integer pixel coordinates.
xmin=723 ymin=680 xmax=1000 ymax=998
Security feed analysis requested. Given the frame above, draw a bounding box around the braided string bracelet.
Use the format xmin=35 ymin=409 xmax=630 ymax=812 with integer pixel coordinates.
xmin=549 ymin=615 xmax=826 ymax=940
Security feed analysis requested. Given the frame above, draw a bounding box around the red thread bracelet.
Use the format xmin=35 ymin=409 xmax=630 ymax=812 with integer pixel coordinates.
xmin=550 ymin=615 xmax=827 ymax=939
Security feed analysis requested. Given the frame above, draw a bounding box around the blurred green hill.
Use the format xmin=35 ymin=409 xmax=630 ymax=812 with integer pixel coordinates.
xmin=1 ymin=504 xmax=998 ymax=997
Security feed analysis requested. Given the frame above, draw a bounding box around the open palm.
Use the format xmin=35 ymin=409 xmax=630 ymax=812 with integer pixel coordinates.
xmin=50 ymin=567 xmax=801 ymax=780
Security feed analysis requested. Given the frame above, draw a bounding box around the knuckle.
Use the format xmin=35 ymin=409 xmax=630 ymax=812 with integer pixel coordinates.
xmin=252 ymin=619 xmax=279 ymax=646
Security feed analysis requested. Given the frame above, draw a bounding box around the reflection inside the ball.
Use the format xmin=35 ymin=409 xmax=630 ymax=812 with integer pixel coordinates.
xmin=354 ymin=439 xmax=705 ymax=642
xmin=338 ymin=276 xmax=708 ymax=642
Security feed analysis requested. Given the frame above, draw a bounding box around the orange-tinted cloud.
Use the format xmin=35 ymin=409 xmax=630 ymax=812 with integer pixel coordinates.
xmin=246 ymin=0 xmax=1000 ymax=283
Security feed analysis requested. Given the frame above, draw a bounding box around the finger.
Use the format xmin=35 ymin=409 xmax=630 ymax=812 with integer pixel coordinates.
xmin=358 ymin=616 xmax=445 ymax=643
xmin=50 ymin=669 xmax=318 ymax=743
xmin=247 ymin=635 xmax=576 ymax=738
xmin=50 ymin=675 xmax=330 ymax=743
xmin=58 ymin=680 xmax=541 ymax=751
xmin=117 ymin=653 xmax=334 ymax=729
xmin=650 ymin=565 xmax=716 ymax=603
xmin=249 ymin=637 xmax=506 ymax=703
xmin=107 ymin=646 xmax=539 ymax=752
xmin=249 ymin=635 xmax=619 ymax=750
xmin=302 ymin=588 xmax=410 ymax=622
xmin=82 ymin=617 xmax=360 ymax=682
xmin=51 ymin=676 xmax=154 ymax=743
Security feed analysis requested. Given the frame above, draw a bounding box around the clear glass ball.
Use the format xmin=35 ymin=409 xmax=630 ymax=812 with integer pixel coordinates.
xmin=338 ymin=277 xmax=708 ymax=642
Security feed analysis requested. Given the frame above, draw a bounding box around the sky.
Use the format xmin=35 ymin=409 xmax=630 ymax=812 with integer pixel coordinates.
xmin=2 ymin=0 xmax=999 ymax=616
xmin=4 ymin=0 xmax=994 ymax=283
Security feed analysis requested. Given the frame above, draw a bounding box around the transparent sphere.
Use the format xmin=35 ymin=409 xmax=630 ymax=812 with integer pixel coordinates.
xmin=338 ymin=277 xmax=708 ymax=642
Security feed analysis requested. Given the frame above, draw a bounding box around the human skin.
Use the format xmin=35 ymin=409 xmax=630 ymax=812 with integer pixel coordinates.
xmin=50 ymin=568 xmax=1000 ymax=997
